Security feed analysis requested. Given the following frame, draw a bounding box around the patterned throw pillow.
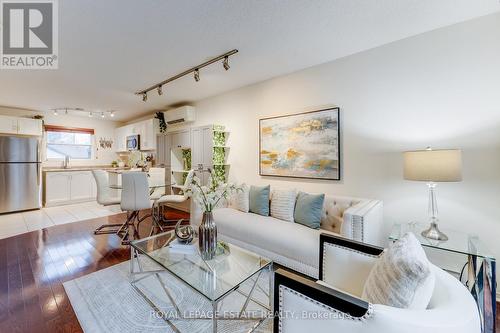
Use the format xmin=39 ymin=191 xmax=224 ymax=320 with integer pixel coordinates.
xmin=362 ymin=232 xmax=435 ymax=309
xmin=270 ymin=189 xmax=297 ymax=222
xmin=232 ymin=183 xmax=250 ymax=213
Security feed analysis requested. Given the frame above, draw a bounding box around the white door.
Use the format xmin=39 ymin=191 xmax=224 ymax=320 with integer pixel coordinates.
xmin=202 ymin=126 xmax=213 ymax=167
xmin=0 ymin=116 xmax=19 ymax=134
xmin=18 ymin=118 xmax=42 ymax=136
xmin=69 ymin=171 xmax=94 ymax=201
xmin=45 ymin=172 xmax=71 ymax=206
xmin=191 ymin=127 xmax=203 ymax=169
xmin=164 ymin=134 xmax=172 ymax=166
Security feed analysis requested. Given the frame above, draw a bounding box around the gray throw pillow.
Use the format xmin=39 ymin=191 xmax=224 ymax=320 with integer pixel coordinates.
xmin=249 ymin=185 xmax=270 ymax=216
xmin=294 ymin=192 xmax=325 ymax=229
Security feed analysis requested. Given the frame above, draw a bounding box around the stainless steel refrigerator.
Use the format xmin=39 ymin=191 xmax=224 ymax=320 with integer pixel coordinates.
xmin=0 ymin=136 xmax=41 ymax=214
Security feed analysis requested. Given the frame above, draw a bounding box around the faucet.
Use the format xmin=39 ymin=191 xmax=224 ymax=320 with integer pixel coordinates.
xmin=63 ymin=155 xmax=70 ymax=169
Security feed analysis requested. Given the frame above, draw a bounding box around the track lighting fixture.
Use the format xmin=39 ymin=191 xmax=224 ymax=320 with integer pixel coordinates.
xmin=53 ymin=109 xmax=58 ymax=116
xmin=110 ymin=111 xmax=115 ymax=117
xmin=101 ymin=112 xmax=105 ymax=118
xmin=135 ymin=49 xmax=238 ymax=102
xmin=89 ymin=111 xmax=93 ymax=117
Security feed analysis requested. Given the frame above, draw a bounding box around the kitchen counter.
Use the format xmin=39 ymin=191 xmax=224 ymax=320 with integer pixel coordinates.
xmin=42 ymin=165 xmax=130 ymax=172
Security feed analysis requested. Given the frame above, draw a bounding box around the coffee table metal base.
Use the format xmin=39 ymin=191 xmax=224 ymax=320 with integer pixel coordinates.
xmin=129 ymin=247 xmax=272 ymax=333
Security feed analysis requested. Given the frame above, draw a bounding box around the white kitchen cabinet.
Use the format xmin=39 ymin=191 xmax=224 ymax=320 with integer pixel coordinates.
xmin=0 ymin=115 xmax=42 ymax=136
xmin=171 ymin=129 xmax=191 ymax=149
xmin=114 ymin=126 xmax=128 ymax=152
xmin=140 ymin=119 xmax=157 ymax=151
xmin=0 ymin=116 xmax=20 ymax=134
xmin=17 ymin=118 xmax=43 ymax=136
xmin=45 ymin=172 xmax=72 ymax=206
xmin=44 ymin=171 xmax=97 ymax=206
xmin=69 ymin=172 xmax=95 ymax=202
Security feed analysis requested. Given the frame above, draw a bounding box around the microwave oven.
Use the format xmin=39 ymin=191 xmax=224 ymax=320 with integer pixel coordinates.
xmin=126 ymin=135 xmax=140 ymax=151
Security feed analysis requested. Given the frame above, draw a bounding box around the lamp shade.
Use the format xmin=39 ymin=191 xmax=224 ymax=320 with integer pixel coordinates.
xmin=403 ymin=149 xmax=462 ymax=182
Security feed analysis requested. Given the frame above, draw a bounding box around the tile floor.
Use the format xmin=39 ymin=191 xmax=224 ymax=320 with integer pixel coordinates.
xmin=0 ymin=201 xmax=123 ymax=240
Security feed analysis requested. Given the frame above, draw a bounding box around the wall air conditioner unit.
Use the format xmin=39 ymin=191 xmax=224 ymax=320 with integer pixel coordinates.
xmin=163 ymin=106 xmax=195 ymax=125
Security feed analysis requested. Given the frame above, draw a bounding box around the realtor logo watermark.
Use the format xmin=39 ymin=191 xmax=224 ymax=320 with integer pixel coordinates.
xmin=1 ymin=0 xmax=58 ymax=69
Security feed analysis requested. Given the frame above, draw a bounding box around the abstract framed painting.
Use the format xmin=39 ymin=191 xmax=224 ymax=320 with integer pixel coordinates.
xmin=259 ymin=107 xmax=340 ymax=180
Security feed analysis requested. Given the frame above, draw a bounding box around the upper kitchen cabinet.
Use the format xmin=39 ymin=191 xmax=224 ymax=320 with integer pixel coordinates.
xmin=114 ymin=118 xmax=157 ymax=152
xmin=171 ymin=129 xmax=191 ymax=149
xmin=0 ymin=115 xmax=42 ymax=136
xmin=18 ymin=118 xmax=43 ymax=136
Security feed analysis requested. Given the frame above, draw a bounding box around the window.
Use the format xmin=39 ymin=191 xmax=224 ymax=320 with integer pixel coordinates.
xmin=45 ymin=125 xmax=94 ymax=160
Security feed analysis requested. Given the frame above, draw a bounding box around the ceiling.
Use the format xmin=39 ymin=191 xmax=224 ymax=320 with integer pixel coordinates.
xmin=0 ymin=0 xmax=498 ymax=121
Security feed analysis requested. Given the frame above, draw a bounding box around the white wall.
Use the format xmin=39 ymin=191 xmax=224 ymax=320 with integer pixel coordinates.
xmin=0 ymin=107 xmax=121 ymax=166
xmin=190 ymin=12 xmax=500 ymax=282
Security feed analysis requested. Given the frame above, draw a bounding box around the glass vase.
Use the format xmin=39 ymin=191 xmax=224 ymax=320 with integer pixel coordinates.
xmin=198 ymin=211 xmax=217 ymax=260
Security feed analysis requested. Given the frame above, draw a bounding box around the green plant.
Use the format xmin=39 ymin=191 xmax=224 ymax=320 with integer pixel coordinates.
xmin=213 ymin=131 xmax=226 ymax=147
xmin=212 ymin=165 xmax=227 ymax=183
xmin=213 ymin=147 xmax=226 ymax=165
xmin=182 ymin=149 xmax=192 ymax=183
xmin=155 ymin=112 xmax=167 ymax=133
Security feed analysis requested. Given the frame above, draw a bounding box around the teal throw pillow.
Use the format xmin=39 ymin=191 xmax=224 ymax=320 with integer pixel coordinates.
xmin=249 ymin=185 xmax=270 ymax=216
xmin=294 ymin=192 xmax=325 ymax=229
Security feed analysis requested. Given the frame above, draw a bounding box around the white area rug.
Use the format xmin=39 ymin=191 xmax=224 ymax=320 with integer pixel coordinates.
xmin=64 ymin=260 xmax=272 ymax=332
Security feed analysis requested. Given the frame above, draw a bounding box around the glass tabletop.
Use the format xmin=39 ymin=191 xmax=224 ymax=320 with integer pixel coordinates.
xmin=389 ymin=222 xmax=495 ymax=260
xmin=130 ymin=231 xmax=272 ymax=301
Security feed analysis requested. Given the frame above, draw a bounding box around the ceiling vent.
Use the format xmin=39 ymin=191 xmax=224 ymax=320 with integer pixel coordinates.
xmin=163 ymin=106 xmax=195 ymax=125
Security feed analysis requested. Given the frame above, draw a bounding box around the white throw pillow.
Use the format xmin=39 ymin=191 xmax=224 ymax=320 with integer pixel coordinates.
xmin=232 ymin=183 xmax=250 ymax=213
xmin=362 ymin=232 xmax=435 ymax=309
xmin=270 ymin=189 xmax=297 ymax=222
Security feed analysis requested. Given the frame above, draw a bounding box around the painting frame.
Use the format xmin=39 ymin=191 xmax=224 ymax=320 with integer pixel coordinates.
xmin=259 ymin=107 xmax=341 ymax=181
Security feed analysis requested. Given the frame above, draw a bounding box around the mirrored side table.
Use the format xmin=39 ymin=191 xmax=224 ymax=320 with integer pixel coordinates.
xmin=390 ymin=223 xmax=496 ymax=333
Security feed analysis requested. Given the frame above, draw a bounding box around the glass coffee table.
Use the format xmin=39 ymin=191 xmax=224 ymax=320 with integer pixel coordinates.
xmin=390 ymin=223 xmax=496 ymax=333
xmin=129 ymin=230 xmax=273 ymax=333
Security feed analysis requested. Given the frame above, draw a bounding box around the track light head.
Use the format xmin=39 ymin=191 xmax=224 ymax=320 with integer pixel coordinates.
xmin=223 ymin=56 xmax=230 ymax=70
xmin=142 ymin=92 xmax=148 ymax=102
xmin=89 ymin=111 xmax=93 ymax=117
xmin=157 ymin=85 xmax=163 ymax=96
xmin=101 ymin=112 xmax=105 ymax=118
xmin=110 ymin=111 xmax=115 ymax=118
xmin=53 ymin=109 xmax=58 ymax=116
xmin=194 ymin=69 xmax=200 ymax=82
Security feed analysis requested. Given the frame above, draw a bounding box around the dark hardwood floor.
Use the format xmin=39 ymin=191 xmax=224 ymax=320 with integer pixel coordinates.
xmin=0 ymin=208 xmax=188 ymax=333
xmin=0 ymin=208 xmax=498 ymax=332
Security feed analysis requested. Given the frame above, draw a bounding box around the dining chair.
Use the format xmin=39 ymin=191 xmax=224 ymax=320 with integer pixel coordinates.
xmin=156 ymin=169 xmax=194 ymax=223
xmin=92 ymin=170 xmax=123 ymax=235
xmin=148 ymin=167 xmax=166 ymax=201
xmin=119 ymin=172 xmax=152 ymax=244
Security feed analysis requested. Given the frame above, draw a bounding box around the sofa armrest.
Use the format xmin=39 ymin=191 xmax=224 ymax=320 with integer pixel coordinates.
xmin=274 ymin=268 xmax=371 ymax=333
xmin=319 ymin=233 xmax=383 ymax=296
xmin=342 ymin=199 xmax=383 ymax=245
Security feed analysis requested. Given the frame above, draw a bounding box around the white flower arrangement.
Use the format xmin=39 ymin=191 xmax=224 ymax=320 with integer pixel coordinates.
xmin=186 ymin=175 xmax=239 ymax=212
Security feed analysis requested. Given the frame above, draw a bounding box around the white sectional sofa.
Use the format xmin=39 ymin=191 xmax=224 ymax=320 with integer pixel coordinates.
xmin=191 ymin=195 xmax=383 ymax=278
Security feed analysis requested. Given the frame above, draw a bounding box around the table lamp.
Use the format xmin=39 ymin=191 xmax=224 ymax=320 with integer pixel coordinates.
xmin=403 ymin=147 xmax=462 ymax=241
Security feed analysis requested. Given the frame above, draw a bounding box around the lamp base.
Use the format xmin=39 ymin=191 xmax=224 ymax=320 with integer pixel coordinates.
xmin=421 ymin=222 xmax=448 ymax=241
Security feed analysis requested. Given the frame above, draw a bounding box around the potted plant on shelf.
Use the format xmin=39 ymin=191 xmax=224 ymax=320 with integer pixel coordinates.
xmin=186 ymin=175 xmax=238 ymax=260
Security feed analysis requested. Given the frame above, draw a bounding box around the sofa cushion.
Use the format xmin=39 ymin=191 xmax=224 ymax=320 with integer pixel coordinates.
xmin=249 ymin=185 xmax=270 ymax=216
xmin=270 ymin=189 xmax=297 ymax=222
xmin=231 ymin=183 xmax=250 ymax=213
xmin=214 ymin=207 xmax=323 ymax=270
xmin=362 ymin=232 xmax=435 ymax=309
xmin=294 ymin=192 xmax=325 ymax=229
